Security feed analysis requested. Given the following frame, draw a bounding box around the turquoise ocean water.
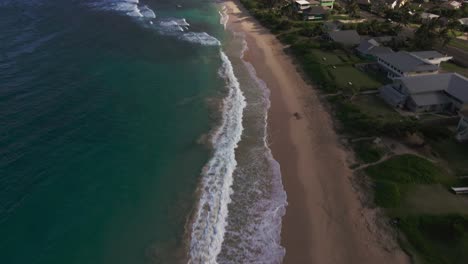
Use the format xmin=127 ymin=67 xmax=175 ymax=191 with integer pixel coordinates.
xmin=0 ymin=1 xmax=286 ymax=263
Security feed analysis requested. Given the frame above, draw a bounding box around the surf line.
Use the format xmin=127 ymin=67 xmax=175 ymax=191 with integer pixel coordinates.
xmin=187 ymin=49 xmax=246 ymax=264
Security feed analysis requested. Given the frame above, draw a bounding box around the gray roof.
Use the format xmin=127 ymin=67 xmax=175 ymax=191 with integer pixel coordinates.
xmin=398 ymin=73 xmax=468 ymax=105
xmin=379 ymin=85 xmax=406 ymax=107
xmin=357 ymin=39 xmax=393 ymax=56
xmin=356 ymin=39 xmax=379 ymax=53
xmin=446 ymin=74 xmax=468 ymax=103
xmin=411 ymin=92 xmax=450 ymax=106
xmin=328 ymin=30 xmax=361 ymax=46
xmin=377 ymin=51 xmax=439 ymax=73
xmin=411 ymin=51 xmax=447 ymax=60
xmin=306 ymin=6 xmax=327 ymax=15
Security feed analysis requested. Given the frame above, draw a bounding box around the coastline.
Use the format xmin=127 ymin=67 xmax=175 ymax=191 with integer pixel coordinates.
xmin=224 ymin=1 xmax=410 ymax=263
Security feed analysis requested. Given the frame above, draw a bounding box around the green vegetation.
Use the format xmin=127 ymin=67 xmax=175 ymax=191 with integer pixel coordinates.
xmin=374 ymin=180 xmax=401 ymax=208
xmin=431 ymin=137 xmax=468 ymax=176
xmin=352 ymin=95 xmax=401 ymax=122
xmin=441 ymin=62 xmax=468 ymax=78
xmin=399 ymin=215 xmax=468 ymax=264
xmin=449 ymin=39 xmax=468 ymax=52
xmin=365 ymin=154 xmax=443 ymax=184
xmin=238 ymin=2 xmax=468 ymax=262
xmin=353 ymin=140 xmax=385 ymax=163
xmin=330 ymin=66 xmax=383 ymax=91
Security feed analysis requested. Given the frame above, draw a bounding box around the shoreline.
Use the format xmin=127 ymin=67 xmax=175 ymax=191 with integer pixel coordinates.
xmin=224 ymin=1 xmax=410 ymax=263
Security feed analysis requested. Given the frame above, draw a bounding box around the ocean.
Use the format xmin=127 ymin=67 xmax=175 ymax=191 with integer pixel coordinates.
xmin=0 ymin=1 xmax=286 ymax=263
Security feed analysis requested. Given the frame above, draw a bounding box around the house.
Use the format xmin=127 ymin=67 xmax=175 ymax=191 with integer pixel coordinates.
xmin=410 ymin=51 xmax=453 ymax=66
xmin=456 ymin=109 xmax=468 ymax=141
xmin=356 ymin=38 xmax=394 ymax=59
xmin=326 ymin=30 xmax=361 ymax=46
xmin=442 ymin=0 xmax=462 ymax=10
xmin=376 ymin=51 xmax=440 ymax=79
xmin=459 ymin=18 xmax=468 ymax=28
xmin=294 ymin=0 xmax=312 ymax=13
xmin=303 ymin=6 xmax=328 ymax=20
xmin=293 ymin=0 xmax=329 ymax=19
xmin=379 ymin=73 xmax=468 ymax=113
xmin=420 ymin=12 xmax=440 ymax=21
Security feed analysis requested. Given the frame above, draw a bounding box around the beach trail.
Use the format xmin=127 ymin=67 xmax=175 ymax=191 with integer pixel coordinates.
xmin=225 ymin=1 xmax=410 ymax=263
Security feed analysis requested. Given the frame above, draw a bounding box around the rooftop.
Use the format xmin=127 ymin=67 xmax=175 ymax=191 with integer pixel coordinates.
xmin=356 ymin=39 xmax=393 ymax=56
xmin=328 ymin=30 xmax=361 ymax=46
xmin=411 ymin=51 xmax=449 ymax=60
xmin=398 ymin=73 xmax=468 ymax=102
xmin=295 ymin=0 xmax=311 ymax=5
xmin=377 ymin=51 xmax=439 ymax=73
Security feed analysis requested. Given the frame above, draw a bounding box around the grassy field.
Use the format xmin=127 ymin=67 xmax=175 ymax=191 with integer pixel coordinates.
xmin=352 ymin=95 xmax=402 ymax=122
xmin=431 ymin=138 xmax=468 ymax=176
xmin=328 ymin=66 xmax=384 ymax=91
xmin=441 ymin=62 xmax=468 ymax=78
xmin=365 ymin=154 xmax=444 ymax=184
xmin=399 ymin=214 xmax=468 ymax=264
xmin=449 ymin=39 xmax=468 ymax=52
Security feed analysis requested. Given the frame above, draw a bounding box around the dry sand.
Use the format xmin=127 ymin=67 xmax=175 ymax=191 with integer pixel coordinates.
xmin=224 ymin=1 xmax=410 ymax=263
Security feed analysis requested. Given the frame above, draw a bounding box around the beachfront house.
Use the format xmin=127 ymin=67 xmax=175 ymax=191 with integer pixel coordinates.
xmin=325 ymin=30 xmax=361 ymax=46
xmin=456 ymin=109 xmax=468 ymax=141
xmin=379 ymin=73 xmax=468 ymax=113
xmin=376 ymin=51 xmax=442 ymax=79
xmin=356 ymin=38 xmax=394 ymax=60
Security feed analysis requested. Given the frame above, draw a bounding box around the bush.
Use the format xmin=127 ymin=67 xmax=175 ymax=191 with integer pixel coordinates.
xmin=354 ymin=141 xmax=384 ymax=163
xmin=365 ymin=154 xmax=443 ymax=184
xmin=374 ymin=180 xmax=401 ymax=208
xmin=400 ymin=215 xmax=468 ymax=264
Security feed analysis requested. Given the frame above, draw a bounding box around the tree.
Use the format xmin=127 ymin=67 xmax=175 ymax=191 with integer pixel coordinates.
xmin=346 ymin=0 xmax=360 ymax=18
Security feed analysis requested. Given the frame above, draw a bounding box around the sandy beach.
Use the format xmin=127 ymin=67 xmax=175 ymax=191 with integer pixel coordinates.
xmin=225 ymin=1 xmax=410 ymax=263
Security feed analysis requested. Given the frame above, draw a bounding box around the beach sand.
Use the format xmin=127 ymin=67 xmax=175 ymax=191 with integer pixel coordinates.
xmin=224 ymin=1 xmax=410 ymax=263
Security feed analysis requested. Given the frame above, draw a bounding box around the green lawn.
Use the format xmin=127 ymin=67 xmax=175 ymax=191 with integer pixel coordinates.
xmin=431 ymin=138 xmax=468 ymax=176
xmin=441 ymin=62 xmax=468 ymax=78
xmin=449 ymin=39 xmax=468 ymax=52
xmin=309 ymin=49 xmax=346 ymax=65
xmin=399 ymin=214 xmax=468 ymax=264
xmin=328 ymin=66 xmax=383 ymax=91
xmin=365 ymin=154 xmax=445 ymax=184
xmin=352 ymin=95 xmax=402 ymax=122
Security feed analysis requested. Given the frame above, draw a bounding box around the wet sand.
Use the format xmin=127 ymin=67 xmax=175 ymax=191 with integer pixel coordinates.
xmin=224 ymin=1 xmax=410 ymax=263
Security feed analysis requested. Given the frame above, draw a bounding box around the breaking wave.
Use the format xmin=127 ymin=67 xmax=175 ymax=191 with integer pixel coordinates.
xmin=188 ymin=50 xmax=246 ymax=264
xmin=86 ymin=0 xmax=220 ymax=46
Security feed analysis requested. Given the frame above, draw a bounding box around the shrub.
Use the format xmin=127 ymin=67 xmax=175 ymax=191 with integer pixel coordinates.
xmin=374 ymin=180 xmax=401 ymax=208
xmin=354 ymin=141 xmax=384 ymax=163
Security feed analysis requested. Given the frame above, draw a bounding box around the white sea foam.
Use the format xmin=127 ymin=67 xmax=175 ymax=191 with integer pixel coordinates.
xmin=87 ymin=0 xmax=155 ymax=19
xmin=218 ymin=6 xmax=229 ymax=30
xmin=159 ymin=18 xmax=190 ymax=33
xmin=180 ymin=32 xmax=221 ymax=46
xmin=188 ymin=50 xmax=246 ymax=264
xmin=139 ymin=5 xmax=156 ymax=18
